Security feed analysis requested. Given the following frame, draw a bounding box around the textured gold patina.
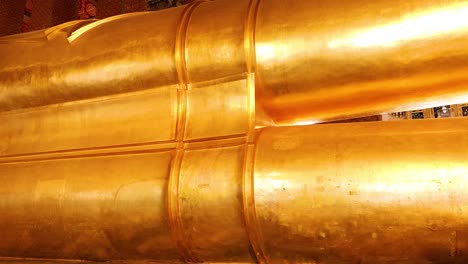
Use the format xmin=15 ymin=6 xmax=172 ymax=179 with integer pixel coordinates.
xmin=0 ymin=0 xmax=468 ymax=263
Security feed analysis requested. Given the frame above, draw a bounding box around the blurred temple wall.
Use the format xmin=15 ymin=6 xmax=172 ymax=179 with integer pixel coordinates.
xmin=0 ymin=0 xmax=26 ymax=37
xmin=0 ymin=0 xmax=193 ymax=36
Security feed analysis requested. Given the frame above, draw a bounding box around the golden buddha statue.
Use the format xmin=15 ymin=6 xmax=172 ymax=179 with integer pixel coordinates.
xmin=0 ymin=0 xmax=468 ymax=263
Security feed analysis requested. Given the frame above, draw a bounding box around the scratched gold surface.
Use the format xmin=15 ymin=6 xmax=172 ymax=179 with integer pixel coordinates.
xmin=1 ymin=0 xmax=468 ymax=263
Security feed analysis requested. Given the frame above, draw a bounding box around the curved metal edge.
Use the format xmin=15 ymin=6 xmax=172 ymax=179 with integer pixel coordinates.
xmin=242 ymin=137 xmax=270 ymax=264
xmin=242 ymin=1 xmax=269 ymax=263
xmin=168 ymin=1 xmax=207 ymax=263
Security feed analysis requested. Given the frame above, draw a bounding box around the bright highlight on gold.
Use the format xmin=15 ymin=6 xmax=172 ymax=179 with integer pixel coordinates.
xmin=328 ymin=3 xmax=468 ymax=48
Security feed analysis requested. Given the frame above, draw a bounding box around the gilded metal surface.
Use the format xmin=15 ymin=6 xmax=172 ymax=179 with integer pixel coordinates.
xmin=254 ymin=119 xmax=468 ymax=264
xmin=256 ymin=0 xmax=468 ymax=124
xmin=0 ymin=0 xmax=468 ymax=263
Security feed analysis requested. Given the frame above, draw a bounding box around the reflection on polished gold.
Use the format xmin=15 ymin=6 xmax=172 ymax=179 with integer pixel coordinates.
xmin=0 ymin=0 xmax=468 ymax=263
xmin=328 ymin=2 xmax=468 ymax=49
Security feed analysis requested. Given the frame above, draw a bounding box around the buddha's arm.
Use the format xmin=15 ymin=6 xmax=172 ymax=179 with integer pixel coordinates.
xmin=1 ymin=0 xmax=468 ymax=123
xmin=0 ymin=118 xmax=467 ymax=263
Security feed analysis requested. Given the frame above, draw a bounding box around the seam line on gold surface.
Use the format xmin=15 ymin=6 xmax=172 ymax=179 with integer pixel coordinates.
xmin=168 ymin=149 xmax=186 ymax=262
xmin=242 ymin=143 xmax=269 ymax=264
xmin=168 ymin=1 xmax=206 ymax=262
xmin=0 ymin=135 xmax=249 ymax=164
xmin=244 ymin=0 xmax=260 ymax=74
xmin=242 ymin=0 xmax=269 ymax=263
xmin=184 ymin=133 xmax=246 ymax=143
xmin=244 ymin=0 xmax=260 ymax=143
xmin=0 ymin=140 xmax=177 ymax=159
xmin=0 ymin=148 xmax=175 ymax=164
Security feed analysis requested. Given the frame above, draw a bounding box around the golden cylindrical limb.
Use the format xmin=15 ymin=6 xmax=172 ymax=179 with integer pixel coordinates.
xmin=252 ymin=118 xmax=468 ymax=263
xmin=1 ymin=118 xmax=467 ymax=263
xmin=255 ymin=0 xmax=468 ymax=124
xmin=2 ymin=0 xmax=468 ymax=123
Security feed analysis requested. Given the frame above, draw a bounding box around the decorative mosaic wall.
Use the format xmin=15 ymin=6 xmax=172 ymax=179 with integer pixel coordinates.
xmin=385 ymin=103 xmax=468 ymax=121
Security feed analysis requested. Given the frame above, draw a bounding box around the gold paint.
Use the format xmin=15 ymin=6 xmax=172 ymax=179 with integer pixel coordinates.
xmin=1 ymin=0 xmax=468 ymax=263
xmin=255 ymin=0 xmax=468 ymax=124
xmin=254 ymin=119 xmax=468 ymax=263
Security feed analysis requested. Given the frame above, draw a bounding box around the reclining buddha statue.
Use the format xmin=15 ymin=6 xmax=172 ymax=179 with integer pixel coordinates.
xmin=0 ymin=0 xmax=468 ymax=263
